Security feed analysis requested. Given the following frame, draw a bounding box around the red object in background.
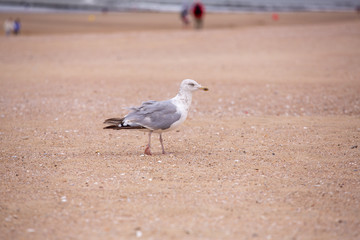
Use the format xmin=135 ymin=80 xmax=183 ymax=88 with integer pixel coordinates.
xmin=272 ymin=13 xmax=279 ymax=21
xmin=192 ymin=2 xmax=205 ymax=19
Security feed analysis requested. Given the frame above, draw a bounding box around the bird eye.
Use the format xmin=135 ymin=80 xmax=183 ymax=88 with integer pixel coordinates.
xmin=188 ymin=83 xmax=195 ymax=87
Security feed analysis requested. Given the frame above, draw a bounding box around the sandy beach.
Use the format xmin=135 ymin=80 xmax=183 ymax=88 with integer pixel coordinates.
xmin=1 ymin=12 xmax=360 ymax=239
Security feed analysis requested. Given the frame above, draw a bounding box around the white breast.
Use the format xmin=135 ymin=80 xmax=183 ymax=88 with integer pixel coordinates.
xmin=166 ymin=93 xmax=192 ymax=131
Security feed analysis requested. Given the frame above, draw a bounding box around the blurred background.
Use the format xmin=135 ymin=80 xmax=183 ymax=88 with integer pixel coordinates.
xmin=0 ymin=0 xmax=359 ymax=12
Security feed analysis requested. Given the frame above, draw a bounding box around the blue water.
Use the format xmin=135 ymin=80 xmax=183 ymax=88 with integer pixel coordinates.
xmin=118 ymin=0 xmax=360 ymax=12
xmin=0 ymin=0 xmax=359 ymax=12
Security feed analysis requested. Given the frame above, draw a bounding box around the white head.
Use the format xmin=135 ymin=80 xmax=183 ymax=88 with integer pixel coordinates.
xmin=180 ymin=79 xmax=208 ymax=92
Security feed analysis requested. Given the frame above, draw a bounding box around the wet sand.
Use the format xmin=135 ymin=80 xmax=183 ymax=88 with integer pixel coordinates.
xmin=1 ymin=12 xmax=360 ymax=239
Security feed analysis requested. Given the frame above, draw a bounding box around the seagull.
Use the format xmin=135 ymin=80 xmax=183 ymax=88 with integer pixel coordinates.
xmin=103 ymin=79 xmax=208 ymax=155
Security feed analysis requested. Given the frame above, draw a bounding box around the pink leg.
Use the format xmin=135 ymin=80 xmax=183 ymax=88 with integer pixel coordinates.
xmin=159 ymin=133 xmax=165 ymax=154
xmin=144 ymin=131 xmax=152 ymax=155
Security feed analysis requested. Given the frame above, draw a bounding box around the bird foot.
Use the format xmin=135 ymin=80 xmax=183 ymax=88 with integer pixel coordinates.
xmin=144 ymin=146 xmax=152 ymax=155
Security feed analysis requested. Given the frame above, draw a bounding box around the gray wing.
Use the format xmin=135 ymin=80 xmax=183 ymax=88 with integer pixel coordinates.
xmin=125 ymin=100 xmax=181 ymax=130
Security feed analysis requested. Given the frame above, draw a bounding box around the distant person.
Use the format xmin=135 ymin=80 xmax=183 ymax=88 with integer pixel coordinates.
xmin=191 ymin=0 xmax=205 ymax=29
xmin=180 ymin=2 xmax=190 ymax=27
xmin=13 ymin=18 xmax=21 ymax=35
xmin=3 ymin=18 xmax=14 ymax=36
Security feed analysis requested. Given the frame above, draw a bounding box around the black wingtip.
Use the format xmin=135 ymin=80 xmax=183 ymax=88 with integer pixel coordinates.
xmin=103 ymin=125 xmax=122 ymax=130
xmin=103 ymin=118 xmax=124 ymax=124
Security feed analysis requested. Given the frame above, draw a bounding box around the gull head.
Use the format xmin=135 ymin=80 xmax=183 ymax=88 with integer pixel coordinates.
xmin=180 ymin=79 xmax=209 ymax=92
